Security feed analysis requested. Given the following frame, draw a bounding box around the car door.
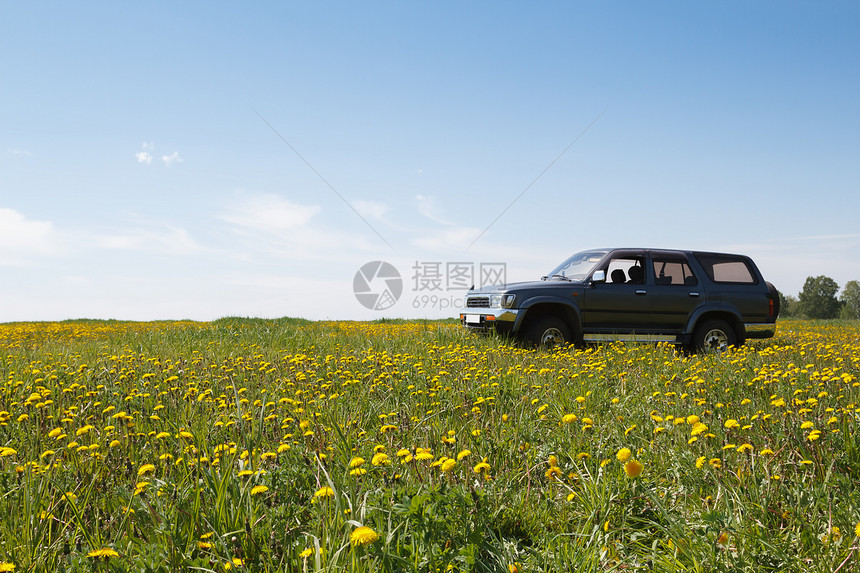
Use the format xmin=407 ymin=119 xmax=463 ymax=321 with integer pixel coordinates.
xmin=648 ymin=252 xmax=703 ymax=333
xmin=580 ymin=251 xmax=652 ymax=333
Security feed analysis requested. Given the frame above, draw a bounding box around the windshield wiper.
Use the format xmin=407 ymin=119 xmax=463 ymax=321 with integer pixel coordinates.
xmin=548 ymin=274 xmax=571 ymax=281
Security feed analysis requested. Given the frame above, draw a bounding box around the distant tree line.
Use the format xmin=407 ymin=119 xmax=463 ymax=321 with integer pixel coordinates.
xmin=778 ymin=276 xmax=860 ymax=319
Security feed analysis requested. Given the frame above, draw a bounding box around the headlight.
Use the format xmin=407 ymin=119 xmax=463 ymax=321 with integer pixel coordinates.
xmin=490 ymin=294 xmax=517 ymax=308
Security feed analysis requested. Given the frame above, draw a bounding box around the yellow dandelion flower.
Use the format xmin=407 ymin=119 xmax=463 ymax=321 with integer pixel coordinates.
xmin=616 ymin=448 xmax=632 ymax=463
xmin=350 ymin=467 xmax=367 ymax=477
xmin=0 ymin=562 xmax=14 ymax=572
xmin=691 ymin=422 xmax=708 ymax=436
xmin=314 ymin=486 xmax=334 ymax=499
xmin=440 ymin=458 xmax=456 ymax=473
xmin=724 ymin=419 xmax=739 ymax=429
xmin=854 ymin=522 xmax=860 ymax=538
xmin=350 ymin=526 xmax=379 ymax=546
xmin=545 ymin=466 xmax=562 ymax=480
xmin=250 ymin=485 xmax=269 ymax=495
xmin=709 ymin=458 xmax=722 ymax=469
xmin=349 ymin=457 xmax=365 ymax=468
xmin=737 ymin=443 xmax=753 ymax=454
xmin=473 ymin=459 xmax=491 ymax=474
xmin=456 ymin=449 xmax=471 ymax=461
xmin=299 ymin=548 xmax=313 ymax=558
xmin=137 ymin=464 xmax=155 ymax=476
xmin=75 ymin=425 xmax=95 ymax=436
xmin=87 ymin=547 xmax=119 ymax=558
xmin=623 ymin=459 xmax=643 ymax=478
xmin=562 ymin=413 xmax=577 ymax=424
xmin=371 ymin=452 xmax=390 ymax=466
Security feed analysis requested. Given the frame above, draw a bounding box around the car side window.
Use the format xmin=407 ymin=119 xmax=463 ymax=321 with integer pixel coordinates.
xmin=604 ymin=256 xmax=646 ymax=284
xmin=693 ymin=254 xmax=757 ymax=284
xmin=652 ymin=256 xmax=698 ymax=286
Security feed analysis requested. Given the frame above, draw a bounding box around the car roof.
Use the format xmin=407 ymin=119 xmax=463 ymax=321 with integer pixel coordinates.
xmin=600 ymin=248 xmax=748 ymax=258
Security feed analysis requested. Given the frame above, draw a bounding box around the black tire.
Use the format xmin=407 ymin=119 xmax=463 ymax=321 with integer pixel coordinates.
xmin=525 ymin=316 xmax=572 ymax=348
xmin=693 ymin=319 xmax=737 ymax=352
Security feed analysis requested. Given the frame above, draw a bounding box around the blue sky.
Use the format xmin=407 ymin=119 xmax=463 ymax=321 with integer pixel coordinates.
xmin=2 ymin=2 xmax=859 ymax=321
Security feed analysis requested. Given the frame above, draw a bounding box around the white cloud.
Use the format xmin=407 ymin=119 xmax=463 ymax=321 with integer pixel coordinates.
xmin=415 ymin=194 xmax=452 ymax=225
xmin=136 ymin=142 xmax=155 ymax=164
xmin=353 ymin=199 xmax=388 ymax=221
xmin=92 ymin=224 xmax=203 ymax=255
xmin=7 ymin=149 xmax=31 ymax=156
xmin=222 ymin=193 xmax=320 ymax=232
xmin=135 ymin=151 xmax=153 ymax=165
xmin=217 ymin=192 xmax=387 ymax=262
xmin=162 ymin=151 xmax=183 ymax=167
xmin=0 ymin=208 xmax=61 ymax=265
xmin=135 ymin=143 xmax=181 ymax=166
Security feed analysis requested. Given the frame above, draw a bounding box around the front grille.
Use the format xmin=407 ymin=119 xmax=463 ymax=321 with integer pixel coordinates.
xmin=466 ymin=296 xmax=490 ymax=308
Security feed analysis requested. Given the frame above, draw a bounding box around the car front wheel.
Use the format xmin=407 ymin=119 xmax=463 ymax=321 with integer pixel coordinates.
xmin=525 ymin=317 xmax=571 ymax=348
xmin=693 ymin=319 xmax=737 ymax=352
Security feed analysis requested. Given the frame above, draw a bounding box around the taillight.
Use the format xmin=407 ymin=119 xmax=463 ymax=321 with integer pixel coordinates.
xmin=768 ymin=298 xmax=774 ymax=318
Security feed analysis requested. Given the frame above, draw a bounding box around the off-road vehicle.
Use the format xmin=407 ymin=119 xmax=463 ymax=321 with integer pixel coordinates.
xmin=458 ymin=248 xmax=779 ymax=350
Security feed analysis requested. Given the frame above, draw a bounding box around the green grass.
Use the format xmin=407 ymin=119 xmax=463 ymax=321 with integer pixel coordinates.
xmin=0 ymin=318 xmax=857 ymax=571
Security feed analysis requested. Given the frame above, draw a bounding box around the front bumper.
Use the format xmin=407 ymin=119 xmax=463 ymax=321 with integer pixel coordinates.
xmin=744 ymin=322 xmax=777 ymax=339
xmin=459 ymin=308 xmax=519 ymax=332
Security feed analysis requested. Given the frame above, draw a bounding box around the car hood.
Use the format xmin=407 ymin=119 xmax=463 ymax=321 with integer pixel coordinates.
xmin=467 ymin=279 xmax=583 ymax=294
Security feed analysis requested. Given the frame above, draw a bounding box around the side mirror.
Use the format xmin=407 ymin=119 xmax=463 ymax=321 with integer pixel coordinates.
xmin=591 ymin=270 xmax=606 ymax=284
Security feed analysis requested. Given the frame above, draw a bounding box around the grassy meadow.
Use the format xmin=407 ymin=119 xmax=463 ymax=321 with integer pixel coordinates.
xmin=0 ymin=318 xmax=859 ymax=572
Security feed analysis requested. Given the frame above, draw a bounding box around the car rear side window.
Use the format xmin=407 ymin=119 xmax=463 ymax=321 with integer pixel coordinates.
xmin=652 ymin=257 xmax=697 ymax=286
xmin=694 ymin=254 xmax=757 ymax=284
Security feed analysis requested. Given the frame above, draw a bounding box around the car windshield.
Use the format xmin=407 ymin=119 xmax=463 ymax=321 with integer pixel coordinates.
xmin=545 ymin=250 xmax=608 ymax=282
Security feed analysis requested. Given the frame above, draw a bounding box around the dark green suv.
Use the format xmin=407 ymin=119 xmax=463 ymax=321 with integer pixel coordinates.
xmin=458 ymin=248 xmax=779 ymax=350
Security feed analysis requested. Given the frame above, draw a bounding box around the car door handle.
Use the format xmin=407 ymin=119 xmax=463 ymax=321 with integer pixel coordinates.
xmin=635 ymin=290 xmax=647 ymax=295
xmin=689 ymin=292 xmax=700 ymax=297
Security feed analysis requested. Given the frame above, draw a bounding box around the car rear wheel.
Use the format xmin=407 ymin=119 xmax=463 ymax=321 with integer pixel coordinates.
xmin=525 ymin=317 xmax=571 ymax=348
xmin=693 ymin=319 xmax=736 ymax=352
